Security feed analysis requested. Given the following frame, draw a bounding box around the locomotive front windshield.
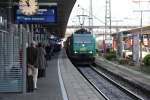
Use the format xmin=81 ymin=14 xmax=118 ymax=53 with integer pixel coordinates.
xmin=74 ymin=36 xmax=93 ymax=43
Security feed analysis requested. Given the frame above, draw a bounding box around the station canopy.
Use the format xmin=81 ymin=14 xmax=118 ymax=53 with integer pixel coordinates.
xmin=0 ymin=0 xmax=76 ymax=37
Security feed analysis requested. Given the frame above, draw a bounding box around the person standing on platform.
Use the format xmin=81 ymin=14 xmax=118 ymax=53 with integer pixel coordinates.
xmin=45 ymin=44 xmax=51 ymax=60
xmin=36 ymin=43 xmax=47 ymax=78
xmin=27 ymin=41 xmax=38 ymax=92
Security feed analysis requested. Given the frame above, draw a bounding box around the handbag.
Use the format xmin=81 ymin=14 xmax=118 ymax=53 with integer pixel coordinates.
xmin=27 ymin=64 xmax=34 ymax=76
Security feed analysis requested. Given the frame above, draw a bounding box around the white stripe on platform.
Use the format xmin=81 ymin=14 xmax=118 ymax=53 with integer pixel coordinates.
xmin=58 ymin=58 xmax=69 ymax=100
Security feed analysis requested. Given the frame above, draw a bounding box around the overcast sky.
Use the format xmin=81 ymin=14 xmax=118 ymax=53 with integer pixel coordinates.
xmin=68 ymin=0 xmax=150 ymax=26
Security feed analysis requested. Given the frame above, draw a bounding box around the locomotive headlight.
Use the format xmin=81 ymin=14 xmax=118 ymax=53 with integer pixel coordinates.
xmin=89 ymin=51 xmax=93 ymax=54
xmin=82 ymin=44 xmax=85 ymax=47
xmin=74 ymin=51 xmax=78 ymax=54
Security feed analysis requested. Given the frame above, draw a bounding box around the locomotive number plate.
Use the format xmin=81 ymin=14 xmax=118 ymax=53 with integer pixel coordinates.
xmin=80 ymin=48 xmax=86 ymax=51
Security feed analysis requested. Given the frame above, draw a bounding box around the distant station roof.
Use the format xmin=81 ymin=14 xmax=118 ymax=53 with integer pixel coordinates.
xmin=112 ymin=26 xmax=150 ymax=36
xmin=127 ymin=26 xmax=150 ymax=34
xmin=0 ymin=0 xmax=76 ymax=37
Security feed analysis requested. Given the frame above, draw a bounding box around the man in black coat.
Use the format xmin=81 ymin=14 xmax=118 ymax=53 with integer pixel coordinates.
xmin=27 ymin=42 xmax=38 ymax=92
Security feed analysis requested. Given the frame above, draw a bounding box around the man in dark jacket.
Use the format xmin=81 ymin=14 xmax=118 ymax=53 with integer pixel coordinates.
xmin=27 ymin=42 xmax=38 ymax=92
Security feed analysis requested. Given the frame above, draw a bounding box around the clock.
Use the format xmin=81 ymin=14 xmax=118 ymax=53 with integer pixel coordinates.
xmin=19 ymin=0 xmax=39 ymax=16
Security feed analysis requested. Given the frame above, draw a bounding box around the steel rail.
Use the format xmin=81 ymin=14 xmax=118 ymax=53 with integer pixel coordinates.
xmin=91 ymin=66 xmax=144 ymax=100
xmin=77 ymin=67 xmax=110 ymax=100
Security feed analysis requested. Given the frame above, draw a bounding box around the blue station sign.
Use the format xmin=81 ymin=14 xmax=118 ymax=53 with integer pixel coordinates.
xmin=15 ymin=6 xmax=57 ymax=24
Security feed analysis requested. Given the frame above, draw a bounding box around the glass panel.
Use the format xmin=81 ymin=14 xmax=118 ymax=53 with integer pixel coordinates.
xmin=0 ymin=26 xmax=23 ymax=92
xmin=74 ymin=36 xmax=93 ymax=43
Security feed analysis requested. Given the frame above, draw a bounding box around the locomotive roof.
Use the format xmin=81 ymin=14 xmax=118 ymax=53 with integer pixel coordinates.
xmin=75 ymin=29 xmax=91 ymax=34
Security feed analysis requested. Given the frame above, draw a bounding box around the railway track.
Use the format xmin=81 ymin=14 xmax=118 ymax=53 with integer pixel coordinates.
xmin=93 ymin=64 xmax=150 ymax=100
xmin=77 ymin=65 xmax=144 ymax=100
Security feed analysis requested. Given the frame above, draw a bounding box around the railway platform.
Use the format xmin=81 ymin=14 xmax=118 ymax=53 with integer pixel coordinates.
xmin=95 ymin=56 xmax=150 ymax=93
xmin=0 ymin=50 xmax=104 ymax=100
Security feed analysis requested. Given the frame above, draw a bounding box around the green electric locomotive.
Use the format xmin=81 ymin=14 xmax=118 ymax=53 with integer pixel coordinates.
xmin=66 ymin=29 xmax=96 ymax=64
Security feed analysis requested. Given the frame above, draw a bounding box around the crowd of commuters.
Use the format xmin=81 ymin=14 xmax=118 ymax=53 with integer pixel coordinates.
xmin=26 ymin=41 xmax=53 ymax=92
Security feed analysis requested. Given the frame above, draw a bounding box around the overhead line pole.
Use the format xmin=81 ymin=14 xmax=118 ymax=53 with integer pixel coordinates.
xmin=133 ymin=10 xmax=150 ymax=66
xmin=104 ymin=0 xmax=112 ymax=54
xmin=89 ymin=0 xmax=93 ymax=33
xmin=133 ymin=0 xmax=150 ymax=66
